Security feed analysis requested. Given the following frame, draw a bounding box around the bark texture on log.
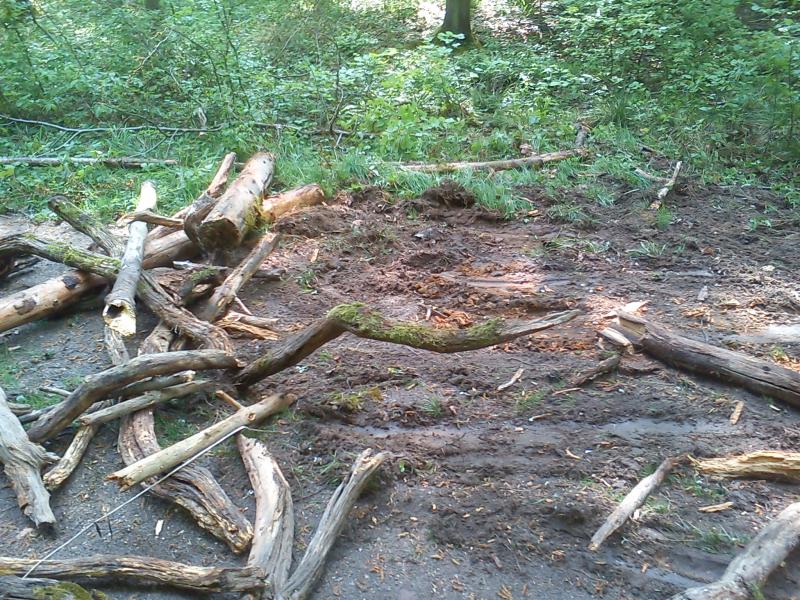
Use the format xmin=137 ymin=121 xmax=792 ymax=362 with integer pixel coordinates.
xmin=42 ymin=423 xmax=98 ymax=491
xmin=110 ymin=393 xmax=294 ymax=490
xmin=398 ymin=148 xmax=588 ymax=173
xmin=27 ymin=350 xmax=237 ymax=442
xmin=237 ymin=306 xmax=580 ymax=387
xmin=0 ymin=271 xmax=105 ymax=334
xmin=589 ymin=456 xmax=680 ymax=551
xmin=277 ymin=449 xmax=388 ymax=600
xmin=260 ymin=184 xmax=325 ymax=223
xmin=611 ymin=311 xmax=800 ymax=407
xmin=238 ymin=436 xmax=294 ymax=598
xmin=0 ymin=387 xmax=56 ymax=527
xmin=197 ymin=152 xmax=275 ymax=250
xmin=670 ymin=502 xmax=800 ymax=600
xmin=0 ymin=556 xmax=259 ymax=593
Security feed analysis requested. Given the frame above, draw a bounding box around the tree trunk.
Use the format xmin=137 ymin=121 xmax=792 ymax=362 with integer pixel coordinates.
xmin=440 ymin=0 xmax=474 ymax=44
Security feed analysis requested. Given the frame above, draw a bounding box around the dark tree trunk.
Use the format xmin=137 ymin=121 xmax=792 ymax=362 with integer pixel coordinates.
xmin=145 ymin=0 xmax=160 ymax=9
xmin=440 ymin=0 xmax=474 ymax=44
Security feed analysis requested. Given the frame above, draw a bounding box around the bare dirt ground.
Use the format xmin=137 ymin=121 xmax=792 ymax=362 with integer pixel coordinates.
xmin=1 ymin=179 xmax=799 ymax=599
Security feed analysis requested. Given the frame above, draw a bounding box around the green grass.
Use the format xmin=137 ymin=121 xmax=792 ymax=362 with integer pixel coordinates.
xmin=0 ymin=0 xmax=797 ymax=221
xmin=515 ymin=389 xmax=546 ymax=414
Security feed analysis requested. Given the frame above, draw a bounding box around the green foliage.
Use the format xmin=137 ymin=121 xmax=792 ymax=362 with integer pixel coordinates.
xmin=0 ymin=0 xmax=796 ymax=219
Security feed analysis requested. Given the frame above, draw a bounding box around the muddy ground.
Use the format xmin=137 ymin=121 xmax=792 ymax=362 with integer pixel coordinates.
xmin=1 ymin=179 xmax=799 ymax=599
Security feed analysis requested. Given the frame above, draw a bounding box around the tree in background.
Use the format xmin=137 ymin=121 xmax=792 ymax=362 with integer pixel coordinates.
xmin=145 ymin=0 xmax=160 ymax=9
xmin=439 ymin=0 xmax=474 ymax=46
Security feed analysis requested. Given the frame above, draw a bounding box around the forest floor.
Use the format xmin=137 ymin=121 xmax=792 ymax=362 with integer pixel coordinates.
xmin=1 ymin=178 xmax=799 ymax=599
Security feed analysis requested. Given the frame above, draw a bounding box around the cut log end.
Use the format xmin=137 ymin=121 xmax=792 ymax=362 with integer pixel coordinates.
xmin=102 ymin=299 xmax=137 ymax=337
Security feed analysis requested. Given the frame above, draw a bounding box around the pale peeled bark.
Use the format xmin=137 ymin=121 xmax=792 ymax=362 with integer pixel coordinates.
xmin=103 ymin=181 xmax=158 ymax=336
xmin=693 ymin=451 xmax=800 ymax=481
xmin=238 ymin=436 xmax=294 ymax=598
xmin=260 ymin=184 xmax=325 ymax=223
xmin=0 ymin=387 xmax=56 ymax=527
xmin=109 ymin=393 xmax=295 ymax=490
xmin=397 ymin=148 xmax=588 ymax=173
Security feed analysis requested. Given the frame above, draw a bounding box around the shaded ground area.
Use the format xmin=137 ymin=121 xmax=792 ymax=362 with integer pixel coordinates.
xmin=1 ymin=179 xmax=799 ymax=599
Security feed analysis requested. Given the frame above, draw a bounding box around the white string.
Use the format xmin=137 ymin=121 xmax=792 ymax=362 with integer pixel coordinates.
xmin=23 ymin=424 xmax=246 ymax=578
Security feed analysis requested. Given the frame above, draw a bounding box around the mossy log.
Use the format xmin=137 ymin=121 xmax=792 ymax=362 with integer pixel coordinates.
xmin=0 ymin=556 xmax=259 ymax=593
xmin=610 ymin=311 xmax=800 ymax=407
xmin=0 ymin=386 xmax=57 ymax=527
xmin=670 ymin=501 xmax=800 ymax=600
xmin=197 ymin=152 xmax=274 ymax=251
xmin=237 ymin=304 xmax=580 ymax=387
xmin=26 ymin=350 xmax=237 ymax=442
xmin=0 ymin=576 xmax=100 ymax=599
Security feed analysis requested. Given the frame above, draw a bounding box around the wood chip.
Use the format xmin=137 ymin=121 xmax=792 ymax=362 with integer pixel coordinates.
xmin=697 ymin=285 xmax=708 ymax=302
xmin=497 ymin=368 xmax=524 ymax=392
xmin=729 ymin=401 xmax=744 ymax=425
xmin=698 ymin=502 xmax=733 ymax=513
xmin=564 ymin=448 xmax=581 ymax=460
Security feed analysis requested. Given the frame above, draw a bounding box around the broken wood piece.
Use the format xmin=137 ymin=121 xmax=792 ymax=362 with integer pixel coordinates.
xmin=569 ymin=354 xmax=621 ymax=387
xmin=260 ymin=184 xmax=325 ymax=223
xmin=118 ymin=210 xmax=183 ymax=229
xmin=42 ymin=424 xmax=98 ymax=491
xmin=196 ymin=232 xmax=280 ymax=322
xmin=698 ymin=502 xmax=733 ymax=513
xmin=654 ymin=161 xmax=682 ymax=208
xmin=238 ymin=306 xmax=580 ymax=387
xmin=497 ymin=368 xmax=524 ymax=391
xmin=216 ymin=389 xmax=244 ymax=411
xmin=109 ymin=393 xmax=294 ymax=490
xmin=670 ymin=501 xmax=800 ymax=600
xmin=238 ymin=436 xmax=294 ymax=598
xmin=397 ymin=148 xmax=588 ymax=174
xmin=0 ymin=270 xmax=106 ymax=335
xmin=197 ymin=152 xmax=275 ymax=251
xmin=589 ymin=456 xmax=681 ymax=551
xmin=0 ymin=386 xmax=56 ymax=527
xmin=0 ymin=556 xmax=259 ymax=593
xmin=692 ymin=451 xmax=800 ymax=481
xmin=611 ymin=311 xmax=800 ymax=408
xmin=103 ymin=181 xmax=157 ymax=336
xmin=26 ymin=349 xmax=237 ymax=442
xmin=277 ymin=449 xmax=388 ymax=600
xmin=729 ymin=401 xmax=744 ymax=425
xmin=0 ymin=156 xmax=178 ymax=168
xmin=218 ymin=312 xmax=280 ymax=340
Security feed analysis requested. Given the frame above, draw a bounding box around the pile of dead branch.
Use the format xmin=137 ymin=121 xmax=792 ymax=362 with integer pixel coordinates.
xmin=0 ymin=151 xmax=583 ymax=598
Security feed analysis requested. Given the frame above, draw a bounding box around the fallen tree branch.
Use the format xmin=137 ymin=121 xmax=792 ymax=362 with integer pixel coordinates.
xmin=196 ymin=232 xmax=280 ymax=322
xmin=589 ymin=456 xmax=681 ymax=551
xmin=654 ymin=161 xmax=682 ymax=208
xmin=238 ymin=436 xmax=294 ymax=598
xmin=197 ymin=152 xmax=275 ymax=251
xmin=103 ymin=181 xmax=158 ymax=336
xmin=670 ymin=501 xmax=800 ymax=600
xmin=569 ymin=353 xmax=621 ymax=387
xmin=118 ymin=210 xmax=183 ymax=229
xmin=0 ymin=112 xmax=223 ymax=135
xmin=692 ymin=451 xmax=800 ymax=481
xmin=0 ymin=156 xmax=178 ymax=167
xmin=0 ymin=556 xmax=259 ymax=593
xmin=396 ymin=148 xmax=588 ymax=174
xmin=237 ymin=305 xmax=580 ymax=387
xmin=610 ymin=311 xmax=800 ymax=408
xmin=0 ymin=386 xmax=56 ymax=527
xmin=26 ymin=349 xmax=237 ymax=442
xmin=109 ymin=393 xmax=294 ymax=490
xmin=277 ymin=449 xmax=388 ymax=600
